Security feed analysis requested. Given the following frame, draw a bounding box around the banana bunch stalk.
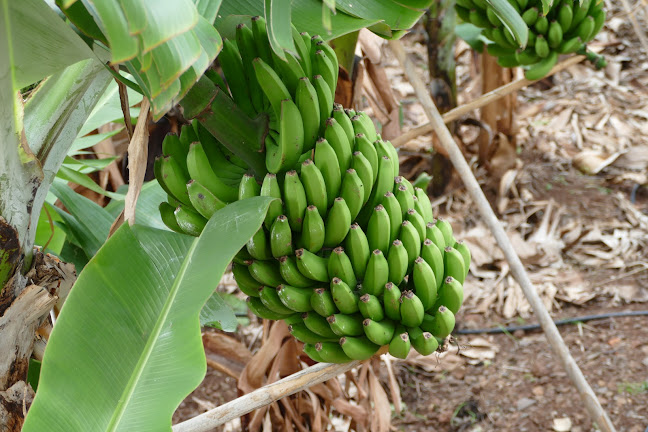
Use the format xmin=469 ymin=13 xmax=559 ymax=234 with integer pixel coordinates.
xmin=157 ymin=17 xmax=472 ymax=363
xmin=457 ymin=0 xmax=606 ymax=79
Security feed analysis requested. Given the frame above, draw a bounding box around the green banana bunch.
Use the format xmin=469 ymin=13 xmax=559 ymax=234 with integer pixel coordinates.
xmin=156 ymin=19 xmax=472 ymax=364
xmin=456 ymin=0 xmax=606 ymax=79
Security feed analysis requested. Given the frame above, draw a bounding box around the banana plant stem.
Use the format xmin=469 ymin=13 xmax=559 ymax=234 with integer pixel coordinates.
xmin=389 ymin=39 xmax=616 ymax=432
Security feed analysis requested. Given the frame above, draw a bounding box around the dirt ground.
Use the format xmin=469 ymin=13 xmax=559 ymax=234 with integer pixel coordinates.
xmin=174 ymin=6 xmax=648 ymax=431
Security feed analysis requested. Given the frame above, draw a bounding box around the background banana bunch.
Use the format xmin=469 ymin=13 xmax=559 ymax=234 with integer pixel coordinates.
xmin=457 ymin=0 xmax=606 ymax=79
xmin=156 ymin=18 xmax=471 ymax=363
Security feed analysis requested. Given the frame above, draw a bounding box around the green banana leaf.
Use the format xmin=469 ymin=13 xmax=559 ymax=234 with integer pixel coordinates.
xmin=56 ymin=0 xmax=224 ymax=119
xmin=23 ymin=196 xmax=275 ymax=432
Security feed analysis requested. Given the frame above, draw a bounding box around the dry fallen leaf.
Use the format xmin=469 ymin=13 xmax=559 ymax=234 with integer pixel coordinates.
xmin=552 ymin=416 xmax=572 ymax=431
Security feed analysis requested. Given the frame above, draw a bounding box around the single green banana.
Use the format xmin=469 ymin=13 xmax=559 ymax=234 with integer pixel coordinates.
xmin=522 ymin=7 xmax=539 ymax=25
xmin=303 ymin=312 xmax=339 ymax=339
xmin=352 ymin=151 xmax=375 ymax=204
xmin=159 ymin=202 xmax=184 ymax=234
xmin=295 ymin=77 xmax=321 ymax=151
xmin=490 ymin=27 xmax=517 ymax=49
xmin=158 ymin=156 xmax=192 ymax=207
xmin=235 ymin=23 xmax=265 ymax=113
xmin=497 ymin=53 xmax=521 ymax=68
xmin=312 ymin=75 xmax=334 ymax=134
xmin=455 ymin=0 xmax=476 ymax=8
xmin=315 ymin=341 xmax=352 ymax=363
xmin=251 ymin=16 xmax=273 ymax=66
xmin=187 ymin=180 xmax=227 ymax=220
xmin=414 ymin=187 xmax=434 ymax=223
xmin=406 ymin=209 xmax=427 ymax=241
xmin=382 ymin=192 xmax=403 ymax=242
xmin=328 ymin=247 xmax=358 ymax=288
xmin=408 ymin=327 xmax=439 ymax=356
xmin=277 ymin=284 xmax=314 ymax=313
xmin=412 ymin=257 xmax=438 ymax=311
xmin=395 ymin=184 xmax=415 ymax=218
xmin=266 ymin=99 xmax=305 ymax=173
xmin=314 ymin=137 xmax=341 ymax=207
xmin=219 ymin=40 xmax=255 ymax=116
xmin=435 ymin=276 xmax=464 ymax=314
xmin=383 ymin=282 xmax=402 ymax=321
xmin=400 ymin=220 xmax=422 ymax=271
xmin=333 ymin=104 xmax=355 ymax=143
xmin=331 ymin=277 xmax=360 ymax=314
xmin=252 ymin=57 xmax=291 ymax=117
xmin=400 ymin=290 xmax=425 ymax=328
xmin=455 ymin=5 xmax=471 ymax=22
xmin=328 ymin=313 xmax=364 ymax=336
xmin=345 ymin=223 xmax=371 ymax=280
xmin=324 ymin=197 xmax=351 ymax=248
xmin=557 ymin=3 xmax=573 ymax=31
xmin=388 ymin=331 xmax=411 ymax=359
xmin=194 ymin=123 xmax=248 ymax=181
xmin=358 ymin=155 xmax=394 ymax=225
xmin=292 ymin=26 xmax=313 ymax=77
xmin=340 ymin=168 xmax=365 ymax=221
xmin=424 ymin=305 xmax=456 ymax=339
xmin=248 ymin=259 xmax=284 ymax=287
xmin=426 ymin=222 xmax=447 ymax=252
xmin=387 ymin=239 xmax=409 ymax=286
xmin=233 ymin=247 xmax=253 ymax=265
xmin=487 ymin=43 xmax=517 ymax=57
xmin=246 ymin=227 xmax=273 ymax=260
xmin=272 ymin=49 xmax=307 ymax=97
xmin=535 ymin=15 xmax=549 ymax=34
xmin=367 ymin=204 xmax=392 ymax=255
xmin=435 ymin=218 xmax=454 ymax=248
xmin=535 ymin=34 xmax=550 ymax=58
xmin=232 ymin=262 xmax=262 ymax=297
xmin=300 ymin=205 xmax=326 ymax=253
xmin=260 ymin=285 xmax=296 ymax=315
xmin=311 ymin=288 xmax=338 ymax=317
xmin=295 ymin=248 xmax=329 ymax=282
xmin=590 ymin=9 xmax=606 ymax=42
xmin=300 ymin=159 xmax=328 ymax=217
xmin=454 ymin=240 xmax=471 ymax=279
xmin=576 ymin=15 xmax=595 ymax=42
xmin=557 ymin=36 xmax=583 ymax=54
xmin=362 ymin=249 xmax=389 ymax=296
xmin=290 ymin=322 xmax=334 ymax=344
xmin=358 ymin=294 xmax=384 ymax=321
xmin=247 ymin=296 xmax=294 ymax=321
xmin=239 ymin=174 xmax=261 ymax=200
xmin=278 ymin=255 xmax=313 ymax=288
xmin=421 ymin=239 xmax=445 ymax=290
xmin=174 ymin=206 xmax=206 ymax=236
xmin=325 ymin=117 xmax=353 ymax=173
xmin=373 ymin=138 xmax=399 ymax=178
xmin=354 ymin=134 xmax=379 ymax=182
xmin=260 ymin=173 xmax=283 ymax=229
xmin=269 ymin=215 xmax=292 ymax=258
xmin=340 ymin=336 xmax=380 ymax=360
xmin=547 ymin=20 xmax=563 ymax=48
xmin=444 ymin=246 xmax=467 ymax=284
xmin=313 ymin=38 xmax=339 ymax=84
xmin=524 ymin=50 xmax=558 ymax=80
xmin=186 ymin=142 xmax=239 ymax=203
xmin=363 ymin=319 xmax=394 ymax=346
xmin=283 ymin=170 xmax=307 ymax=232
xmin=162 ymin=134 xmax=189 ymax=176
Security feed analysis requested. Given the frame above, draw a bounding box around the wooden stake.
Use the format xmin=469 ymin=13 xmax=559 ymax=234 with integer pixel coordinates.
xmin=391 ymin=53 xmax=587 ymax=148
xmin=172 ymin=361 xmax=360 ymax=432
xmin=389 ymin=39 xmax=616 ymax=432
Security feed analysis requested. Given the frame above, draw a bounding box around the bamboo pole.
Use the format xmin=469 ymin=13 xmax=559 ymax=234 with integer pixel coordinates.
xmin=388 ymin=39 xmax=616 ymax=432
xmin=392 ymin=53 xmax=588 ymax=148
xmin=172 ymin=361 xmax=360 ymax=432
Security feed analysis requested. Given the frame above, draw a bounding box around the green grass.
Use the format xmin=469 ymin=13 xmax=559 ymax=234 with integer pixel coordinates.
xmin=617 ymin=381 xmax=648 ymax=394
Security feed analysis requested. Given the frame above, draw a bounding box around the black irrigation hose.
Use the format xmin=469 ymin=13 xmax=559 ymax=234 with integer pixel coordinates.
xmin=455 ymin=310 xmax=648 ymax=335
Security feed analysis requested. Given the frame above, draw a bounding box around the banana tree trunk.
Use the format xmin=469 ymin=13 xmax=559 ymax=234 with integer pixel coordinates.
xmin=0 ymin=59 xmax=111 ymax=430
xmin=424 ymin=0 xmax=457 ymax=196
